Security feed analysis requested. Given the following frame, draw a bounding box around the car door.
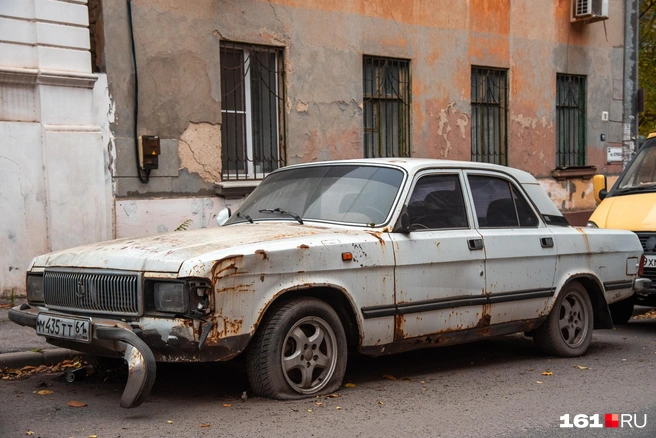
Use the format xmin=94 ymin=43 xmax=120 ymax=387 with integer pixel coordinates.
xmin=389 ymin=170 xmax=487 ymax=340
xmin=465 ymin=171 xmax=557 ymax=325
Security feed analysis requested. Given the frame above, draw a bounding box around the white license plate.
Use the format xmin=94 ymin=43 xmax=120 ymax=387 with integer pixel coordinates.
xmin=36 ymin=313 xmax=91 ymax=343
xmin=645 ymin=255 xmax=656 ymax=268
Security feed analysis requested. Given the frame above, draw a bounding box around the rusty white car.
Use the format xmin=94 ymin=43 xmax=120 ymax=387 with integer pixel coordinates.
xmin=9 ymin=159 xmax=649 ymax=408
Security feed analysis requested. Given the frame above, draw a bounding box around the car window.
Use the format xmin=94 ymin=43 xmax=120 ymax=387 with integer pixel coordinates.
xmin=406 ymin=174 xmax=468 ymax=230
xmin=468 ymin=175 xmax=538 ymax=228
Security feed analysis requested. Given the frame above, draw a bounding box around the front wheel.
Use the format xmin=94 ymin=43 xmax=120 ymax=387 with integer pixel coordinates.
xmin=534 ymin=281 xmax=593 ymax=357
xmin=246 ymin=297 xmax=347 ymax=399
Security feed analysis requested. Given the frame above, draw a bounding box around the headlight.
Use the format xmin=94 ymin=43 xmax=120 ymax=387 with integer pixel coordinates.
xmin=586 ymin=221 xmax=598 ymax=228
xmin=26 ymin=273 xmax=44 ymax=304
xmin=153 ymin=282 xmax=188 ymax=313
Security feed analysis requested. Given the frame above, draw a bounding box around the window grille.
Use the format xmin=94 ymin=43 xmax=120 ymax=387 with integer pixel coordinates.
xmin=220 ymin=42 xmax=286 ymax=180
xmin=471 ymin=67 xmax=508 ymax=165
xmin=363 ymin=56 xmax=411 ymax=158
xmin=556 ymin=74 xmax=587 ymax=167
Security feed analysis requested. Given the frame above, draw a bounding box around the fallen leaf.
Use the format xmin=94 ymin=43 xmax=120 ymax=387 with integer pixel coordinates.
xmin=326 ymin=393 xmax=339 ymax=398
xmin=419 ymin=380 xmax=425 ymax=384
xmin=401 ymin=377 xmax=412 ymax=382
xmin=307 ymin=409 xmax=313 ymax=412
xmin=37 ymin=390 xmax=53 ymax=395
xmin=541 ymin=371 xmax=553 ymax=376
xmin=167 ymin=420 xmax=173 ymax=424
xmin=336 ymin=406 xmax=342 ymax=410
xmin=67 ymin=400 xmax=87 ymax=408
xmin=378 ymin=400 xmax=384 ymax=405
xmin=315 ymin=402 xmax=323 ymax=406
xmin=574 ymin=365 xmax=589 ymax=370
xmin=89 ymin=435 xmax=98 ymax=438
xmin=344 ymin=383 xmax=356 ymax=388
xmin=536 ymin=381 xmax=543 ymax=384
xmin=200 ymin=423 xmax=211 ymax=428
xmin=222 ymin=403 xmax=232 ymax=407
xmin=26 ymin=432 xmax=34 ymax=436
xmin=383 ymin=374 xmax=397 ymax=381
xmin=422 ymin=387 xmax=428 ymax=391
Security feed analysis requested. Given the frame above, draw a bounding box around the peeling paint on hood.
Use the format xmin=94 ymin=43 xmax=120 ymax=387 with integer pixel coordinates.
xmin=32 ymin=223 xmax=343 ymax=273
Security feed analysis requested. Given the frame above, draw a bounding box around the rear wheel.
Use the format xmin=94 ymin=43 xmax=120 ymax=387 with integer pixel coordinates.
xmin=534 ymin=281 xmax=593 ymax=357
xmin=609 ymin=295 xmax=635 ymax=325
xmin=246 ymin=297 xmax=347 ymax=399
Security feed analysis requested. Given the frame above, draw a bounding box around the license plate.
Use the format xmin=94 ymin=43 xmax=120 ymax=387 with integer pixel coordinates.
xmin=36 ymin=313 xmax=91 ymax=343
xmin=645 ymin=255 xmax=656 ymax=268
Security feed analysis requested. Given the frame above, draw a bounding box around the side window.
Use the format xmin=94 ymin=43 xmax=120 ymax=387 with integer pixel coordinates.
xmin=468 ymin=175 xmax=538 ymax=228
xmin=406 ymin=174 xmax=468 ymax=230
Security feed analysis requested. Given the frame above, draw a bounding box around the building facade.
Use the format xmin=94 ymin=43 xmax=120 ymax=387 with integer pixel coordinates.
xmin=1 ymin=0 xmax=629 ymax=297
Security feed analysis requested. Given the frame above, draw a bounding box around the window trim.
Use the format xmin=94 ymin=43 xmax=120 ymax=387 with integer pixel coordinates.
xmin=220 ymin=42 xmax=286 ymax=181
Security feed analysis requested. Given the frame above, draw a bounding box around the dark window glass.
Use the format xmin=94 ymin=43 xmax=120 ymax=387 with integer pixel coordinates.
xmin=468 ymin=175 xmax=538 ymax=228
xmin=406 ymin=174 xmax=468 ymax=229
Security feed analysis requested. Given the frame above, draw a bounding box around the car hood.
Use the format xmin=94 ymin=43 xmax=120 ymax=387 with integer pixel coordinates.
xmin=31 ymin=223 xmax=349 ymax=273
xmin=589 ymin=192 xmax=656 ymax=231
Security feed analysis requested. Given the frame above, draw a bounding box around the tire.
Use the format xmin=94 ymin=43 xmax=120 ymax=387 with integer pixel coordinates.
xmin=609 ymin=295 xmax=635 ymax=325
xmin=246 ymin=297 xmax=347 ymax=399
xmin=534 ymin=281 xmax=593 ymax=357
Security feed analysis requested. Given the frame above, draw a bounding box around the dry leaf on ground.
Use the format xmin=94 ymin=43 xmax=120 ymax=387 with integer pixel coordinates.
xmin=67 ymin=400 xmax=87 ymax=408
xmin=383 ymin=374 xmax=397 ymax=380
xmin=200 ymin=423 xmax=211 ymax=428
xmin=222 ymin=403 xmax=231 ymax=407
xmin=541 ymin=371 xmax=553 ymax=376
xmin=37 ymin=390 xmax=53 ymax=395
xmin=344 ymin=383 xmax=356 ymax=388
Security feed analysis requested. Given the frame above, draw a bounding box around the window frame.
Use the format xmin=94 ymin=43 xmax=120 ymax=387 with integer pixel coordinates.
xmin=220 ymin=41 xmax=286 ymax=180
xmin=556 ymin=73 xmax=587 ymax=168
xmin=363 ymin=55 xmax=412 ymax=158
xmin=471 ymin=66 xmax=509 ymax=166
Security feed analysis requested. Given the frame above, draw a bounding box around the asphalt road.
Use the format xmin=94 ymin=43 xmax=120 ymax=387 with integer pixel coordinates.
xmin=1 ymin=309 xmax=655 ymax=438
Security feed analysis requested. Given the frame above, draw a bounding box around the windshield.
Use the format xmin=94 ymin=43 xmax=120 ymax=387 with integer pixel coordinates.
xmin=226 ymin=164 xmax=405 ymax=226
xmin=614 ymin=141 xmax=656 ymax=194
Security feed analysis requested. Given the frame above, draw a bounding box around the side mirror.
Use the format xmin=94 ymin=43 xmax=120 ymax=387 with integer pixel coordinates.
xmin=216 ymin=207 xmax=231 ymax=226
xmin=393 ymin=210 xmax=411 ymax=234
xmin=592 ymin=174 xmax=608 ymax=203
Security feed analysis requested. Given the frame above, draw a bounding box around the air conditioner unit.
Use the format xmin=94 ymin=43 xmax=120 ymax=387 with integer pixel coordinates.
xmin=571 ymin=0 xmax=609 ymax=23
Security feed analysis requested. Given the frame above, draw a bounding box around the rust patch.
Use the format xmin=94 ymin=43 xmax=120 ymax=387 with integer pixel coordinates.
xmin=366 ymin=231 xmax=385 ymax=245
xmin=211 ymin=255 xmax=244 ymax=281
xmin=476 ymin=302 xmax=491 ymax=328
xmin=297 ymin=244 xmax=310 ymax=249
xmin=260 ymin=275 xmax=265 ymax=282
xmin=394 ymin=315 xmax=405 ymax=340
xmin=254 ymin=249 xmax=268 ymax=260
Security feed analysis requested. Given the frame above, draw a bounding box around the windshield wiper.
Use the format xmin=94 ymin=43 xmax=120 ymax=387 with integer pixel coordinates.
xmin=258 ymin=208 xmax=304 ymax=224
xmin=236 ymin=212 xmax=253 ymax=223
xmin=615 ymin=185 xmax=656 ymax=195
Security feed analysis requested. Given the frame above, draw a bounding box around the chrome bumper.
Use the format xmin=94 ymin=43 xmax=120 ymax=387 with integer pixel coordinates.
xmin=8 ymin=304 xmax=156 ymax=409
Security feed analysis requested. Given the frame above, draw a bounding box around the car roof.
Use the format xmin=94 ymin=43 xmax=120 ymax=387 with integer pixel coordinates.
xmin=281 ymin=157 xmax=540 ymax=185
xmin=279 ymin=158 xmax=564 ymax=218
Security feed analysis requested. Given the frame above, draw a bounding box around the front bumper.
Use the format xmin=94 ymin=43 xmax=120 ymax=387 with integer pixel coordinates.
xmin=9 ymin=304 xmax=156 ymax=409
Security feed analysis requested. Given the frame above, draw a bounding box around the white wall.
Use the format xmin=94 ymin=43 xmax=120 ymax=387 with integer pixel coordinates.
xmin=0 ymin=0 xmax=112 ymax=297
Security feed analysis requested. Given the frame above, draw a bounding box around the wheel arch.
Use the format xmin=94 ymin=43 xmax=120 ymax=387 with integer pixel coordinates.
xmin=253 ymin=284 xmax=362 ymax=351
xmin=555 ymin=274 xmax=612 ymax=330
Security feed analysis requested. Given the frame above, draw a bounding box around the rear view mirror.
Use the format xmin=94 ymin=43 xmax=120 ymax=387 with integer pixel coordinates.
xmin=216 ymin=207 xmax=231 ymax=226
xmin=592 ymin=174 xmax=608 ymax=203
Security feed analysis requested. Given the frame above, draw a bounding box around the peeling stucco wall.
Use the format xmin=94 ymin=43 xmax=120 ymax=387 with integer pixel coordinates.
xmin=178 ymin=123 xmax=222 ymax=182
xmin=100 ymin=0 xmax=625 ymax=223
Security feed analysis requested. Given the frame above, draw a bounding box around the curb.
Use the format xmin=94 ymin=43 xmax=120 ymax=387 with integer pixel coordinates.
xmin=0 ymin=348 xmax=89 ymax=369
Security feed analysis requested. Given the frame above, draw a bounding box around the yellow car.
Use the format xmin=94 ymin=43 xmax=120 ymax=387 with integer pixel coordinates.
xmin=589 ymin=133 xmax=656 ymax=323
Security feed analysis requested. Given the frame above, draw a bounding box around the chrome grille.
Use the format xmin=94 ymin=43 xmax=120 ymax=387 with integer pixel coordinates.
xmin=43 ymin=269 xmax=142 ymax=316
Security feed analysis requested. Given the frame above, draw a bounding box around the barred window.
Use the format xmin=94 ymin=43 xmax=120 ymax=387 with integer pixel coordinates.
xmin=471 ymin=67 xmax=508 ymax=165
xmin=556 ymin=74 xmax=587 ymax=167
xmin=363 ymin=56 xmax=411 ymax=158
xmin=220 ymin=42 xmax=285 ymax=180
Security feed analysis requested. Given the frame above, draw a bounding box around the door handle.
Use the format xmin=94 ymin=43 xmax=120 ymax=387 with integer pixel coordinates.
xmin=540 ymin=237 xmax=554 ymax=248
xmin=468 ymin=238 xmax=484 ymax=250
